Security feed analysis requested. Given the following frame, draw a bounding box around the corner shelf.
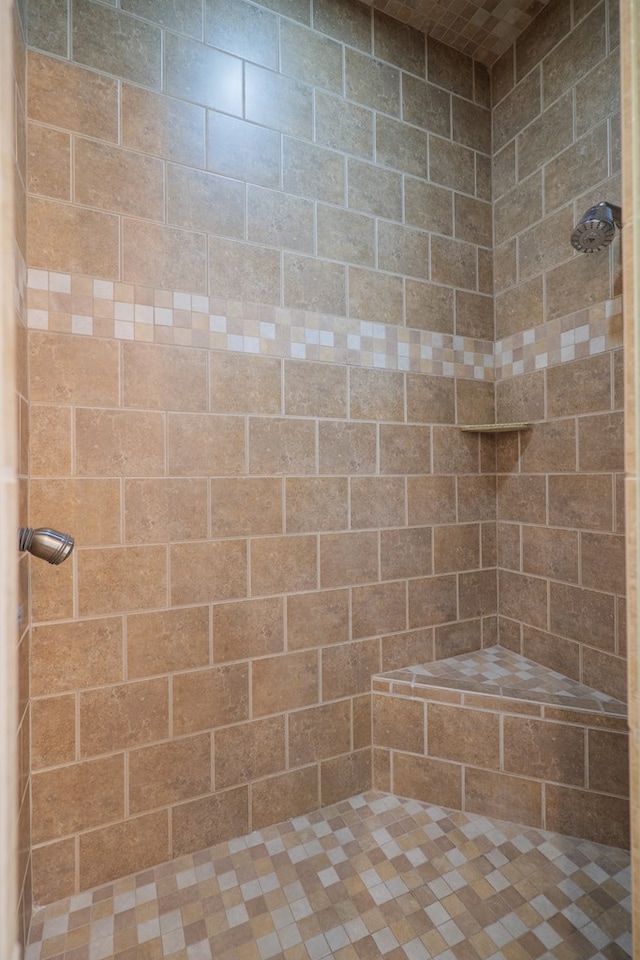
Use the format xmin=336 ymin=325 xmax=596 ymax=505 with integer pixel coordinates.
xmin=459 ymin=422 xmax=532 ymax=433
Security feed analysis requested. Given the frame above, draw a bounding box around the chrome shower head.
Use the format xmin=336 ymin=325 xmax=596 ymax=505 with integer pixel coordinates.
xmin=19 ymin=527 xmax=74 ymax=564
xmin=571 ymin=201 xmax=622 ymax=253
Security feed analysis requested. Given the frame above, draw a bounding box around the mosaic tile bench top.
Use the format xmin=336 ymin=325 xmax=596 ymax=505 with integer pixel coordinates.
xmin=374 ymin=646 xmax=627 ymax=718
xmin=27 ymin=791 xmax=631 ymax=960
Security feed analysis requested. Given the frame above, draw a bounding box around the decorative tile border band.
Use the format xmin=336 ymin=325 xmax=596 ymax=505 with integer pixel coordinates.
xmin=25 ymin=270 xmax=623 ymax=381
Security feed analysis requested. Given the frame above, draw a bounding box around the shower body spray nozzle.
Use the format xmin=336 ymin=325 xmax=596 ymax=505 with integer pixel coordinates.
xmin=571 ymin=201 xmax=622 ymax=253
xmin=18 ymin=527 xmax=74 ymax=564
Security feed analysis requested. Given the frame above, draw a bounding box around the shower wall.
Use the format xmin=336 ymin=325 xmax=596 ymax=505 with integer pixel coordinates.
xmin=491 ymin=0 xmax=626 ymax=703
xmin=13 ymin=0 xmax=31 ymax=947
xmin=25 ymin=0 xmax=497 ymax=904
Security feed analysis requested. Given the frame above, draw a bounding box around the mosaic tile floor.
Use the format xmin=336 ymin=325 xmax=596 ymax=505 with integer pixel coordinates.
xmin=375 ymin=647 xmax=628 ymax=716
xmin=27 ymin=792 xmax=632 ymax=960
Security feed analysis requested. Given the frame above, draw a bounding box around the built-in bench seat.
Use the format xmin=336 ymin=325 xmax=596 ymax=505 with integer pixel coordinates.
xmin=372 ymin=646 xmax=629 ymax=847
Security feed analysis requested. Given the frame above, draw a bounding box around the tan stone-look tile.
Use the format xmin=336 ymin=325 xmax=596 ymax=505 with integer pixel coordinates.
xmin=518 ymin=420 xmax=576 ymax=474
xmin=543 ymin=3 xmax=607 ymax=105
xmin=165 ymin=31 xmax=241 ymax=113
xmin=498 ymin=570 xmax=548 ymax=630
xmin=427 ymin=35 xmax=472 ymax=96
xmin=248 ymin=185 xmax=314 ymax=254
xmin=428 ymin=703 xmax=500 ymax=768
xmin=408 ymin=575 xmax=457 ymax=628
xmin=452 ymin=97 xmax=491 ymax=154
xmin=588 ymin=729 xmax=629 ymax=796
xmin=207 ymin=112 xmax=280 ymax=189
xmin=167 ymin=413 xmax=244 ymax=476
xmin=321 ymin=749 xmax=371 ymax=805
xmin=497 ymin=474 xmax=547 ymax=524
xmin=350 ymin=477 xmax=406 ymax=530
xmin=376 ymin=114 xmax=427 ymax=178
xmin=30 ymin=478 xmax=121 ymax=547
xmin=548 ymin=475 xmax=614 ymax=530
xmin=245 ymin=62 xmax=312 ymax=138
xmin=29 ymin=331 xmax=120 ymax=405
xmin=392 ymin=753 xmax=462 ymax=809
xmin=284 ymin=360 xmax=347 ymax=418
xmin=496 ymin=370 xmax=545 ymax=424
xmin=372 ymin=694 xmax=424 ymax=754
xmin=317 ymin=203 xmax=376 ymax=266
xmin=380 ymin=628 xmax=433 ymax=671
xmin=31 ymin=696 xmax=76 ymax=769
xmin=249 ymin=417 xmax=316 ymax=475
xmin=315 ymin=90 xmax=374 ymax=159
xmin=350 ymin=367 xmax=404 ymax=422
xmin=287 ymin=589 xmax=349 ymax=651
xmin=215 ymin=717 xmax=286 ymax=788
xmin=581 ymin=647 xmax=627 ymax=702
xmin=252 ymin=650 xmax=319 ymax=716
xmin=546 ymin=353 xmax=612 ymax=418
xmin=380 ymin=528 xmax=432 ymax=580
xmin=456 ymin=475 xmax=496 ymax=522
xmin=280 ymin=17 xmax=343 ymax=92
xmin=545 ymin=784 xmax=628 ymax=848
xmin=521 ymin=624 xmax=580 ymax=680
xmin=124 ymin=342 xmax=208 ymax=412
xmin=546 ymin=243 xmax=611 ymax=319
xmin=27 ymin=123 xmax=70 ymax=200
xmin=492 ymin=68 xmax=541 ymax=153
xmin=578 ymin=412 xmax=624 ymax=471
xmin=285 ymin=477 xmax=348 ymax=533
xmin=123 ymin=219 xmax=207 ymax=293
xmin=252 ymin=767 xmax=319 ymax=830
xmin=122 ymin=84 xmax=205 ymax=167
xmin=283 ymin=253 xmax=346 ymax=314
xmin=127 ymin=606 xmax=210 ymax=679
xmin=504 ymin=716 xmax=585 ymax=785
xmin=125 ymin=478 xmax=208 ymax=542
xmin=173 ymin=663 xmax=249 ymax=735
xmin=32 ymin=754 xmax=124 ymax=844
xmin=28 ymin=197 xmax=119 ymax=278
xmin=205 ymin=0 xmax=278 ymax=67
xmin=320 ymin=530 xmax=378 ymax=588
xmin=345 ymin=47 xmax=400 ymax=115
xmin=515 ymin=0 xmax=571 ymax=80
xmin=79 ymin=811 xmax=169 ymax=891
xmin=380 ymin=424 xmax=430 ymax=474
xmin=250 ymin=534 xmax=317 ymax=595
xmin=318 ymin=421 xmax=377 ymax=475
xmin=73 ymin=0 xmax=161 ymax=87
xmin=129 ymin=734 xmax=211 ymax=813
xmin=211 ymin=478 xmax=283 ymax=537
xmin=405 ymin=374 xmax=454 ymax=424
xmin=170 ymin=540 xmax=247 ymax=605
xmin=210 ymin=352 xmax=281 ymax=415
xmin=27 ymin=51 xmax=118 ymax=141
xmin=455 ymin=291 xmax=494 ymax=340
xmin=31 ymin=617 xmax=123 ymax=696
xmin=405 ymin=279 xmax=455 ymax=333
xmin=75 ymin=139 xmax=164 ymax=221
xmin=466 ymin=768 xmax=543 ymax=827
xmin=581 ymin=531 xmax=625 ymax=594
xmin=30 ymin=552 xmax=74 ymax=623
xmin=78 ymin=545 xmax=167 ymax=616
xmin=495 ymin=277 xmax=544 ymax=338
xmin=289 ymin=701 xmax=352 ymax=766
xmin=352 ymin=581 xmax=407 ymax=638
xmin=171 ymin=786 xmax=249 ymax=858
xmin=374 ymin=8 xmax=425 ymax=74
xmin=408 ymin=476 xmax=456 ymax=525
xmin=313 ymin=0 xmax=370 ymax=48
xmin=212 ymin=597 xmax=284 ymax=662
xmin=522 ymin=526 xmax=579 ymax=583
xmin=348 ymin=266 xmax=404 ymax=324
xmin=379 ymin=222 xmax=429 ymax=280
xmin=79 ymin=677 xmax=169 ymax=756
xmin=433 ymin=524 xmax=480 ymax=574
xmin=31 ymin=837 xmax=76 ymax=906
xmin=457 ymin=572 xmax=497 ymax=620
xmin=75 ymin=408 xmax=165 ymax=477
xmin=348 ymin=159 xmax=402 ymax=221
xmin=549 ymin=580 xmax=615 ymax=651
xmin=283 ymin=137 xmax=345 ymax=205
xmin=429 ymin=136 xmax=476 ymax=195
xmin=322 ymin=638 xmax=381 ymax=699
xmin=432 ymin=427 xmax=479 ymax=474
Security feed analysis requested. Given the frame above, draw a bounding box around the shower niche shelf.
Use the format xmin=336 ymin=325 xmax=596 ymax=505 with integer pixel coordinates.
xmin=459 ymin=422 xmax=532 ymax=433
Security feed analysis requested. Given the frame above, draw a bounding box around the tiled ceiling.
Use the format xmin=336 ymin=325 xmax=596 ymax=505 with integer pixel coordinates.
xmin=361 ymin=0 xmax=552 ymax=66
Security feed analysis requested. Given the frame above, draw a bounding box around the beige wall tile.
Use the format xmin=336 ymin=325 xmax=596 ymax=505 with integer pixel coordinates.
xmin=249 ymin=417 xmax=316 ymax=475
xmin=173 ymin=663 xmax=249 ymax=735
xmin=504 ymin=716 xmax=585 ymax=785
xmin=31 ymin=696 xmax=75 ymax=769
xmin=205 ymin=0 xmax=278 ymax=67
xmin=455 ymin=291 xmax=494 ymax=339
xmin=381 ymin=528 xmax=432 ymax=580
xmin=352 ymin=581 xmax=406 ymax=638
xmin=122 ymin=84 xmax=205 ymax=167
xmin=317 ymin=203 xmax=375 ymax=266
xmin=28 ymin=51 xmax=118 ymax=141
xmin=376 ymin=115 xmax=427 ymax=178
xmin=280 ymin=17 xmax=343 ymax=92
xmin=465 ymin=768 xmax=542 ymax=827
xmin=581 ymin=647 xmax=626 ymax=702
xmin=170 ymin=540 xmax=247 ymax=605
xmin=251 ymin=534 xmax=317 ymax=596
xmin=127 ymin=606 xmax=210 ymax=679
xmin=407 ymin=374 xmax=455 ymax=424
xmin=123 ymin=219 xmax=206 ymax=293
xmin=283 ymin=137 xmax=345 ymax=205
xmin=392 ymin=752 xmax=462 ymax=809
xmin=315 ymin=90 xmax=374 ymax=159
xmin=289 ymin=701 xmax=351 ymax=766
xmin=348 ymin=159 xmax=402 ymax=220
xmin=402 ymin=75 xmax=450 ymax=136
xmin=123 ymin=0 xmax=203 ymax=37
xmin=78 ymin=545 xmax=168 ymax=616
xmin=522 ymin=526 xmax=579 ymax=583
xmin=248 ymin=186 xmax=314 ymax=254
xmin=348 ymin=267 xmax=404 ymax=324
xmin=497 ymin=475 xmax=547 ymax=525
xmin=380 ymin=627 xmax=433 ymax=672
xmin=252 ymin=767 xmax=319 ymax=830
xmin=167 ymin=164 xmax=244 ymax=239
xmin=207 ymin=112 xmax=280 ymax=189
xmin=545 ymin=784 xmax=628 ymax=848
xmin=129 ymin=734 xmax=211 ymax=813
xmin=245 ymin=63 xmax=312 ymax=138
xmin=543 ymin=4 xmax=606 ymax=105
xmin=378 ymin=222 xmax=429 ymax=280
xmin=283 ymin=254 xmax=346 ymax=314
xmin=432 ymin=427 xmax=479 ymax=474
xmin=581 ymin=532 xmax=625 ymax=594
xmin=452 ymin=97 xmax=491 ymax=153
xmin=80 ymin=678 xmax=168 ymax=756
xmin=30 ymin=331 xmax=120 ymax=405
xmin=408 ymin=476 xmax=456 ymax=525
xmin=427 ymin=36 xmax=472 ymax=98
xmin=457 ymin=475 xmax=497 ymax=522
xmin=492 ymin=69 xmax=541 ymax=153
xmin=546 ymin=353 xmax=612 ymax=418
xmin=517 ymin=92 xmax=573 ymax=181
xmin=215 ymin=717 xmax=286 ymax=788
xmin=433 ymin=523 xmax=480 ymax=573
xmin=380 ymin=424 xmax=430 ymax=474
xmin=578 ymin=412 xmax=624 ymax=471
xmin=350 ymin=367 xmax=404 ymax=422
xmin=321 ymin=747 xmax=370 ymax=805
xmin=124 ymin=342 xmax=207 ymax=412
xmin=30 ymin=478 xmax=121 ymax=547
xmin=287 ymin=589 xmax=350 ymax=650
xmin=588 ymin=729 xmax=629 ymax=796
xmin=284 ymin=360 xmax=347 ymax=418
xmin=252 ymin=650 xmax=318 ymax=715
xmin=29 ymin=406 xmax=71 ymax=477
xmin=285 ymin=477 xmax=348 ymax=533
xmin=321 ymin=638 xmax=381 ymax=698
xmin=31 ymin=618 xmax=123 ymax=696
xmin=345 ymin=47 xmax=400 ymax=115
xmin=350 ymin=477 xmax=406 ymax=530
xmin=210 ymin=352 xmax=282 ymax=415
xmin=79 ymin=811 xmax=169 ymax=890
xmin=428 ymin=703 xmax=499 ymax=768
xmin=167 ymin=413 xmax=244 ymax=476
xmin=549 ymin=582 xmax=616 ymax=651
xmin=27 ymin=124 xmax=70 ymax=200
xmin=429 ymin=137 xmax=475 ymax=194
xmin=171 ymin=786 xmax=248 ymax=857
xmin=28 ymin=197 xmax=119 ymax=278
xmin=165 ymin=32 xmax=241 ymax=113
xmin=319 ymin=421 xmax=376 ymax=475
xmin=31 ymin=838 xmax=76 ymax=905
xmin=125 ymin=478 xmax=208 ymax=542
xmin=495 ymin=276 xmax=544 ymax=337
xmin=320 ymin=530 xmax=378 ymax=588
xmin=498 ymin=570 xmax=548 ymax=630
xmin=522 ymin=625 xmax=580 ymax=681
xmin=75 ymin=139 xmax=164 ymax=221
xmin=73 ymin=0 xmax=161 ymax=88
xmin=496 ymin=369 xmax=545 ymax=423
xmin=457 ymin=570 xmax=497 ymax=620
xmin=373 ymin=694 xmax=424 ymax=754
xmin=32 ymin=754 xmax=124 ymax=844
xmin=548 ymin=475 xmax=613 ymax=530
xmin=211 ymin=478 xmax=283 ymax=537
xmin=409 ymin=575 xmax=457 ymax=628
xmin=212 ymin=597 xmax=284 ymax=662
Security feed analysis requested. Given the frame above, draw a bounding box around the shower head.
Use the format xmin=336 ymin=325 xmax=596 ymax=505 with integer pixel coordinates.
xmin=18 ymin=526 xmax=74 ymax=564
xmin=571 ymin=201 xmax=622 ymax=253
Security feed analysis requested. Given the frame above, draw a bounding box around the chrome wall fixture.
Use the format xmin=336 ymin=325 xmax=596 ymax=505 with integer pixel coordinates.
xmin=571 ymin=201 xmax=623 ymax=253
xmin=18 ymin=527 xmax=74 ymax=564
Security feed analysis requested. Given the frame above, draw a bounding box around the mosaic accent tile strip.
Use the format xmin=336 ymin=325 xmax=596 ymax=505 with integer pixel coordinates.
xmin=26 ymin=791 xmax=631 ymax=960
xmin=25 ymin=270 xmax=623 ymax=382
xmin=375 ymin=646 xmax=628 ymax=717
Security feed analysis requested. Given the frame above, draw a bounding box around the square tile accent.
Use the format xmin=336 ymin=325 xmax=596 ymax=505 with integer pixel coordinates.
xmin=26 ymin=791 xmax=631 ymax=959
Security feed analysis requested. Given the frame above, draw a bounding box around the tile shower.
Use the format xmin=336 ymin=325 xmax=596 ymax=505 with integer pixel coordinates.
xmin=13 ymin=0 xmax=628 ymax=950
